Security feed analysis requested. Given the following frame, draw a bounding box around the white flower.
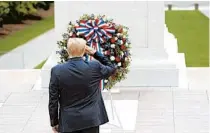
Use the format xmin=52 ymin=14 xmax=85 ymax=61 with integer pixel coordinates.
xmin=104 ymin=80 xmax=108 ymax=83
xmin=88 ymin=20 xmax=92 ymax=23
xmin=118 ymin=62 xmax=121 ymax=66
xmin=110 ymin=56 xmax=115 ymax=61
xmin=117 ymin=33 xmax=121 ymax=37
xmin=120 ymin=40 xmax=123 ymax=45
xmin=115 ymin=37 xmax=118 ymax=40
xmin=125 ymin=43 xmax=129 ymax=47
xmin=123 ymin=35 xmax=126 ymax=38
xmin=117 ymin=40 xmax=123 ymax=45
xmin=125 ymin=57 xmax=128 ymax=61
xmin=76 ymin=32 xmax=80 ymax=36
xmin=111 ymin=44 xmax=115 ymax=48
xmin=69 ymin=32 xmax=73 ymax=36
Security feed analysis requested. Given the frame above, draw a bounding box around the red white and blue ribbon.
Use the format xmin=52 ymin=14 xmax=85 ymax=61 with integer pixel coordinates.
xmin=75 ymin=18 xmax=115 ymax=90
xmin=76 ymin=18 xmax=115 ymax=52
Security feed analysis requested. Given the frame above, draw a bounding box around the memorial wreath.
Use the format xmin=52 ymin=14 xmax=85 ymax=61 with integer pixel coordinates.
xmin=57 ymin=14 xmax=132 ymax=89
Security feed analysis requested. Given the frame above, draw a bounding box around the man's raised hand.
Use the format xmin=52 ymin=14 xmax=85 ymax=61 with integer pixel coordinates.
xmin=85 ymin=46 xmax=96 ymax=56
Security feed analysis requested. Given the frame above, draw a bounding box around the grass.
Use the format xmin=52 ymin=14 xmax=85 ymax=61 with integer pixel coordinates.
xmin=0 ymin=15 xmax=54 ymax=55
xmin=34 ymin=59 xmax=47 ymax=69
xmin=165 ymin=10 xmax=209 ymax=67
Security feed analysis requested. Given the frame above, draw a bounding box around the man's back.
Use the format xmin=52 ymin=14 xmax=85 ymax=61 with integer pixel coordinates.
xmin=49 ymin=52 xmax=116 ymax=132
xmin=58 ymin=58 xmax=96 ymax=108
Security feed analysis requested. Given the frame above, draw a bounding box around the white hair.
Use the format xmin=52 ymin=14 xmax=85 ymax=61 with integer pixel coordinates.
xmin=67 ymin=38 xmax=86 ymax=57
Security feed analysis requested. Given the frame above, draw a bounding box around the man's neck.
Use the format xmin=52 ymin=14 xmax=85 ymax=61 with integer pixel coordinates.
xmin=69 ymin=56 xmax=82 ymax=59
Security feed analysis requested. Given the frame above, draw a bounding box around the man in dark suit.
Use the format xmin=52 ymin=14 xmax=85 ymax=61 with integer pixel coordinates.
xmin=48 ymin=38 xmax=116 ymax=133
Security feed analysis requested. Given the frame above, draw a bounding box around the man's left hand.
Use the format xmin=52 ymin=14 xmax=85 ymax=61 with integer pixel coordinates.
xmin=52 ymin=125 xmax=59 ymax=133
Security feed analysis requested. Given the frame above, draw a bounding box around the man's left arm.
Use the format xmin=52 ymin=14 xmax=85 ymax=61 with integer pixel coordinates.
xmin=48 ymin=67 xmax=59 ymax=128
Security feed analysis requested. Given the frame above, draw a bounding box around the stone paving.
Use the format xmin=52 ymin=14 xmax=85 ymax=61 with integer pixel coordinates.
xmin=0 ymin=68 xmax=209 ymax=133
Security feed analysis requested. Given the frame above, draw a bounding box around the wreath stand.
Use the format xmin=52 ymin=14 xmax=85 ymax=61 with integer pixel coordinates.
xmin=103 ymin=87 xmax=126 ymax=133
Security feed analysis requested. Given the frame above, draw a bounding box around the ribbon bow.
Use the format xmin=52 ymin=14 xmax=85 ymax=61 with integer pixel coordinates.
xmin=76 ymin=18 xmax=115 ymax=51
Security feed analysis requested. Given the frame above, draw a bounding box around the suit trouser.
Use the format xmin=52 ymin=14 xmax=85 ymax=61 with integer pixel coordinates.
xmin=61 ymin=126 xmax=99 ymax=133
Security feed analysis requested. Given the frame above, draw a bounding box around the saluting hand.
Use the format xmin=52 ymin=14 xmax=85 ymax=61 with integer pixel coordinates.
xmin=85 ymin=46 xmax=96 ymax=56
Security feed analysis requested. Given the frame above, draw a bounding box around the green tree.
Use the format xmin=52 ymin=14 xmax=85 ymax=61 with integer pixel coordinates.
xmin=7 ymin=1 xmax=39 ymax=22
xmin=15 ymin=1 xmax=38 ymax=15
xmin=36 ymin=1 xmax=52 ymax=10
xmin=0 ymin=2 xmax=10 ymax=27
xmin=1 ymin=1 xmax=53 ymax=25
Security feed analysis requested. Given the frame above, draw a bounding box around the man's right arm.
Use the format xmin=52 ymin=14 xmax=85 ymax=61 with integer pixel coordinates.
xmin=93 ymin=51 xmax=117 ymax=79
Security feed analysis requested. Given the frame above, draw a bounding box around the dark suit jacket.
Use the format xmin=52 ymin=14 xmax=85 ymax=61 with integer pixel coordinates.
xmin=48 ymin=51 xmax=116 ymax=132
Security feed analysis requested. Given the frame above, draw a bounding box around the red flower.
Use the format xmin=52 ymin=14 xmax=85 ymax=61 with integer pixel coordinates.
xmin=115 ymin=57 xmax=121 ymax=62
xmin=111 ymin=37 xmax=116 ymax=43
xmin=104 ymin=51 xmax=111 ymax=55
xmin=121 ymin=45 xmax=126 ymax=50
xmin=122 ymin=38 xmax=126 ymax=43
xmin=72 ymin=34 xmax=76 ymax=37
xmin=95 ymin=19 xmax=99 ymax=24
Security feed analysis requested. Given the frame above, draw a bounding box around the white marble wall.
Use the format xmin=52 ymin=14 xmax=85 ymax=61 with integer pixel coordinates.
xmin=55 ymin=1 xmax=148 ymax=49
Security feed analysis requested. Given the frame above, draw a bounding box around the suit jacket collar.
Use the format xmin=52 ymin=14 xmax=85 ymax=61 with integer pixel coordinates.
xmin=67 ymin=57 xmax=83 ymax=61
